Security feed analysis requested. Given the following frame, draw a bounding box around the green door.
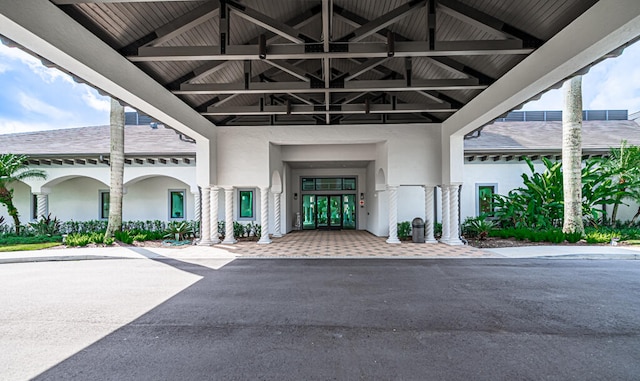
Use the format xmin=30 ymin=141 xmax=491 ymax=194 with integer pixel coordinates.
xmin=316 ymin=196 xmax=329 ymax=228
xmin=302 ymin=195 xmax=316 ymax=230
xmin=342 ymin=194 xmax=356 ymax=229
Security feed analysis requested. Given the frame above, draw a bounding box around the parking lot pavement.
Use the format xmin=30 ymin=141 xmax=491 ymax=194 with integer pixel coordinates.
xmin=2 ymin=257 xmax=639 ymax=380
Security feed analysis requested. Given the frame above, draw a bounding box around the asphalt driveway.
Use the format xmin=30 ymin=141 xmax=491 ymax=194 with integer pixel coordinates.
xmin=2 ymin=255 xmax=640 ymax=380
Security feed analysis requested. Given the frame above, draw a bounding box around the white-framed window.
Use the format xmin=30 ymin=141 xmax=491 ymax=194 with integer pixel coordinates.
xmin=99 ymin=190 xmax=110 ymax=219
xmin=237 ymin=189 xmax=255 ymax=221
xmin=169 ymin=189 xmax=186 ymax=219
xmin=476 ymin=183 xmax=497 ymax=217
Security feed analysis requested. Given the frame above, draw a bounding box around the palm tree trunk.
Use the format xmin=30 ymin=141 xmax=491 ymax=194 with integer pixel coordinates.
xmin=562 ymin=76 xmax=584 ymax=234
xmin=105 ymin=99 xmax=125 ymax=240
xmin=0 ymin=186 xmax=21 ymax=235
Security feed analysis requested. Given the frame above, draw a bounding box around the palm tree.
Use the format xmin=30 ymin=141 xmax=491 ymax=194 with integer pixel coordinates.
xmin=562 ymin=75 xmax=584 ymax=235
xmin=104 ymin=98 xmax=125 ymax=240
xmin=0 ymin=154 xmax=46 ymax=234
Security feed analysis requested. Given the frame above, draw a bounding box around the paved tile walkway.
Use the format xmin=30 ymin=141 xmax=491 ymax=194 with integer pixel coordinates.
xmin=213 ymin=230 xmax=499 ymax=258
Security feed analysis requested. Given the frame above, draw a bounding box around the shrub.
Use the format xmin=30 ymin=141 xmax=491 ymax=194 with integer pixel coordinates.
xmin=233 ymin=221 xmax=245 ymax=238
xmin=544 ymin=229 xmax=565 ymax=244
xmin=65 ymin=233 xmax=91 ymax=247
xmin=565 ymin=231 xmax=583 ymax=243
xmin=114 ymin=230 xmax=134 ymax=244
xmin=0 ymin=235 xmax=62 ymax=245
xmin=585 ymin=231 xmax=614 ymax=244
xmin=397 ymin=221 xmax=411 ymax=239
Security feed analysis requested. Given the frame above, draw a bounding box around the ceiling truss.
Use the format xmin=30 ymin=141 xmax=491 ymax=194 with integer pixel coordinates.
xmin=49 ymin=0 xmax=559 ymax=125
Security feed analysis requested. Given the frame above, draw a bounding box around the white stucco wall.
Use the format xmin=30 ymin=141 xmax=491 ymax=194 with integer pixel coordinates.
xmin=0 ymin=180 xmax=33 ymax=226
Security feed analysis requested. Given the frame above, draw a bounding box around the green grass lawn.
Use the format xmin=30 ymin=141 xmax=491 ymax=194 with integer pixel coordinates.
xmin=0 ymin=242 xmax=62 ymax=252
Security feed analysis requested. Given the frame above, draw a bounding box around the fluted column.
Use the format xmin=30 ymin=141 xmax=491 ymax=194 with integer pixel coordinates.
xmin=199 ymin=186 xmax=213 ymax=245
xmin=222 ymin=187 xmax=236 ymax=244
xmin=210 ymin=186 xmax=220 ymax=244
xmin=193 ymin=191 xmax=201 ymax=224
xmin=386 ymin=185 xmax=400 ymax=244
xmin=35 ymin=193 xmax=48 ymax=220
xmin=272 ymin=190 xmax=282 ymax=238
xmin=258 ymin=186 xmax=271 ymax=244
xmin=440 ymin=185 xmax=450 ymax=244
xmin=448 ymin=184 xmax=463 ymax=245
xmin=424 ymin=185 xmax=437 ymax=243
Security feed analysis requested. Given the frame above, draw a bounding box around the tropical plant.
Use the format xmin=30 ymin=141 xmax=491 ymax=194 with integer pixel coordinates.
xmin=462 ymin=216 xmax=495 ymax=240
xmin=29 ymin=213 xmax=61 ymax=236
xmin=164 ymin=221 xmax=190 ymax=241
xmin=597 ymin=141 xmax=640 ymax=224
xmin=0 ymin=154 xmax=47 ymax=235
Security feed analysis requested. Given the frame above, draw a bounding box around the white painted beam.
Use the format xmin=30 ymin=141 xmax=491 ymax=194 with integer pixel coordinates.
xmin=131 ymin=41 xmax=532 ymax=61
xmin=201 ymin=103 xmax=457 ymax=116
xmin=175 ymin=78 xmax=486 ymax=95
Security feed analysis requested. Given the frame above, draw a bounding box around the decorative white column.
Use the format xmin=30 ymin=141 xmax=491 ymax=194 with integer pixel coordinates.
xmin=448 ymin=184 xmax=463 ymax=245
xmin=440 ymin=185 xmax=450 ymax=244
xmin=222 ymin=187 xmax=236 ymax=244
xmin=193 ymin=191 xmax=201 ymax=224
xmin=424 ymin=185 xmax=437 ymax=243
xmin=35 ymin=193 xmax=48 ymax=219
xmin=386 ymin=185 xmax=401 ymax=244
xmin=258 ymin=186 xmax=271 ymax=244
xmin=272 ymin=190 xmax=282 ymax=238
xmin=210 ymin=186 xmax=220 ymax=244
xmin=199 ymin=186 xmax=213 ymax=245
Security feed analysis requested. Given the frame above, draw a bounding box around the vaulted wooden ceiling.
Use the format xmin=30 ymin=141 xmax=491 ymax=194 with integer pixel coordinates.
xmin=48 ymin=0 xmax=598 ymax=126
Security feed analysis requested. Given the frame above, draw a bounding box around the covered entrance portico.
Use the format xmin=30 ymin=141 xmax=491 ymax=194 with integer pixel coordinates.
xmin=1 ymin=0 xmax=639 ymax=246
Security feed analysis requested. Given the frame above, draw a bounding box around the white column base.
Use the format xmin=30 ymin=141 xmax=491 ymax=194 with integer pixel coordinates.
xmin=257 ymin=237 xmax=272 ymax=244
xmin=425 ymin=238 xmax=438 ymax=244
xmin=445 ymin=238 xmax=464 ymax=246
xmin=386 ymin=237 xmax=401 ymax=244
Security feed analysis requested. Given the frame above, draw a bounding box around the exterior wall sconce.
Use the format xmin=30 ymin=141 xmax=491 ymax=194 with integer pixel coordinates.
xmin=360 ymin=193 xmax=364 ymax=200
xmin=294 ymin=193 xmax=298 ymax=200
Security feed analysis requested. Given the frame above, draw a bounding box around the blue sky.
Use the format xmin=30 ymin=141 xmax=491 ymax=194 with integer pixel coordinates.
xmin=0 ymin=40 xmax=639 ymax=134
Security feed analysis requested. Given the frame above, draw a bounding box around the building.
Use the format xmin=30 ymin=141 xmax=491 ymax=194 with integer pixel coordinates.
xmin=1 ymin=0 xmax=639 ymax=244
xmin=2 ymin=110 xmax=638 ymax=238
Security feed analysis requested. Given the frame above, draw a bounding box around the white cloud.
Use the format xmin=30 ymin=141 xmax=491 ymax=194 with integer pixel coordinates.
xmin=82 ymin=89 xmax=111 ymax=112
xmin=0 ymin=44 xmax=74 ymax=85
xmin=17 ymin=92 xmax=73 ymax=120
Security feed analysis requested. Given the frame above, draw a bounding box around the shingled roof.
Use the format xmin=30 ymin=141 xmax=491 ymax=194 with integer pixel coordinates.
xmin=0 ymin=124 xmax=195 ymax=156
xmin=465 ymin=120 xmax=640 ymax=156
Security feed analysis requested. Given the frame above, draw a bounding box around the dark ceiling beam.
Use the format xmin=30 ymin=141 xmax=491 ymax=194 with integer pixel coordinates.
xmin=175 ymin=78 xmax=486 ymax=95
xmin=437 ymin=0 xmax=544 ymax=48
xmin=168 ymin=6 xmax=321 ymax=89
xmin=322 ymin=0 xmax=331 ymax=124
xmin=130 ymin=40 xmax=531 ymax=61
xmin=336 ymin=0 xmax=425 ymax=42
xmin=227 ymin=0 xmax=314 ymax=44
xmin=426 ymin=56 xmax=495 ymax=85
xmin=344 ymin=57 xmax=391 ymax=81
xmin=262 ymin=60 xmax=313 ymax=82
xmin=201 ymin=103 xmax=457 ymax=116
xmin=333 ymin=3 xmax=496 ymax=88
xmin=119 ymin=1 xmax=220 ymax=55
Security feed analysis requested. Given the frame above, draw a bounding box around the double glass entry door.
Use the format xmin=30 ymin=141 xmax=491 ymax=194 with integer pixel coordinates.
xmin=302 ymin=194 xmax=356 ymax=230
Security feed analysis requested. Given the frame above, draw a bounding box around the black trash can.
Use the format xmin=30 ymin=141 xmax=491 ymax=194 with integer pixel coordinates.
xmin=412 ymin=217 xmax=425 ymax=243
